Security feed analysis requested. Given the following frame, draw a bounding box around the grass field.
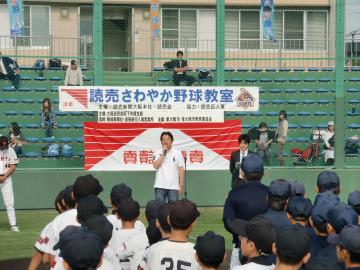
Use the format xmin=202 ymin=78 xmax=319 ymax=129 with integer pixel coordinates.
xmin=0 ymin=207 xmax=231 ymax=262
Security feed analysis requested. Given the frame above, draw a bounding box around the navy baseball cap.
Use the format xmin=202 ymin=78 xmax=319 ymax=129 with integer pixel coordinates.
xmin=311 ymin=191 xmax=340 ymax=224
xmin=332 ymin=225 xmax=360 ymax=253
xmin=77 ymin=194 xmax=108 ymax=223
xmin=327 ymin=203 xmax=358 ymax=234
xmin=287 ymin=197 xmax=313 ymax=220
xmin=81 ymin=215 xmax=113 ymax=246
xmin=110 ymin=183 xmax=132 ymax=206
xmin=194 ymin=231 xmax=225 ymax=266
xmin=276 ymin=224 xmax=310 ymax=260
xmin=317 ymin=171 xmax=340 ymax=192
xmin=269 ymin=179 xmax=291 ymax=199
xmin=289 ymin=180 xmax=305 ymax=197
xmin=230 ymin=216 xmax=276 ymax=254
xmin=116 ymin=198 xmax=140 ymax=221
xmin=73 ymin=174 xmax=103 ymax=201
xmin=145 ymin=200 xmax=164 ymax=221
xmin=348 ymin=190 xmax=360 ymax=207
xmin=241 ymin=153 xmax=264 ymax=175
xmin=54 ymin=226 xmax=104 ymax=270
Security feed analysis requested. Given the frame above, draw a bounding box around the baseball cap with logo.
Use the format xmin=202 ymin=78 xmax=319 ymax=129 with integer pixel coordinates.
xmin=327 ymin=203 xmax=358 ymax=234
xmin=276 ymin=224 xmax=310 ymax=261
xmin=230 ymin=216 xmax=276 ymax=254
xmin=73 ymin=174 xmax=103 ymax=201
xmin=110 ymin=183 xmax=132 ymax=207
xmin=169 ymin=199 xmax=200 ymax=229
xmin=269 ymin=179 xmax=291 ymax=199
xmin=81 ymin=215 xmax=113 ymax=246
xmin=348 ymin=190 xmax=360 ymax=207
xmin=194 ymin=231 xmax=225 ymax=267
xmin=77 ymin=194 xmax=108 ymax=223
xmin=289 ymin=180 xmax=305 ymax=197
xmin=54 ymin=226 xmax=104 ymax=270
xmin=240 ymin=153 xmax=264 ymax=175
xmin=317 ymin=171 xmax=340 ymax=193
xmin=287 ymin=197 xmax=313 ymax=220
xmin=311 ymin=191 xmax=340 ymax=224
xmin=332 ymin=225 xmax=360 ymax=253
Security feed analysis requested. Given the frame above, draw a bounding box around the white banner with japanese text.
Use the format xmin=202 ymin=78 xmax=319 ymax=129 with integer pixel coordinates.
xmin=59 ymin=86 xmax=259 ymax=123
xmin=84 ymin=120 xmax=241 ymax=171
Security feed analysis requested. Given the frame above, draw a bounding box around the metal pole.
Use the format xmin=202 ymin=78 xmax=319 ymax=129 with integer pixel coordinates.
xmin=334 ymin=0 xmax=345 ymax=169
xmin=216 ymin=0 xmax=225 ymax=86
xmin=93 ymin=0 xmax=103 ymax=85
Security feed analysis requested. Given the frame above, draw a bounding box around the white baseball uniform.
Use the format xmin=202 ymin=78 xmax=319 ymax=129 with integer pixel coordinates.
xmin=0 ymin=147 xmax=19 ymax=226
xmin=138 ymin=239 xmax=200 ymax=270
xmin=34 ymin=221 xmax=54 ymax=254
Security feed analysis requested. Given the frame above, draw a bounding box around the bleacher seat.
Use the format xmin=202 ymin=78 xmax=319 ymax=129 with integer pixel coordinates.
xmin=346 ymin=111 xmax=360 ymax=116
xmin=287 ymin=112 xmax=296 ymax=117
xmin=285 ymin=89 xmax=297 ymax=94
xmin=157 ymin=78 xmax=170 ymax=85
xmin=58 ymin=123 xmax=72 ymax=129
xmin=83 ymin=77 xmax=92 ymax=82
xmin=266 ymin=111 xmax=278 ymax=117
xmin=347 ymin=88 xmax=360 ymax=93
xmin=55 ymin=111 xmax=67 ymax=116
xmin=26 ymin=137 xmax=41 ymax=143
xmin=316 ymin=88 xmax=329 ymax=93
xmin=298 ymin=111 xmax=311 ymax=116
xmin=5 ymin=111 xmax=18 ymax=116
xmin=35 ymin=77 xmax=47 ymax=81
xmin=250 ymin=111 xmax=263 ymax=117
xmin=260 ymin=99 xmax=269 ymax=105
xmin=348 ymin=124 xmax=360 ymax=129
xmin=299 ymin=89 xmax=312 ymax=93
xmin=59 ymin=137 xmax=74 ymax=143
xmin=296 ymin=137 xmax=309 ymax=142
xmin=260 ymin=78 xmax=272 ymax=83
xmin=51 ymin=86 xmax=59 ymax=92
xmin=75 ymin=137 xmax=84 ymax=143
xmin=314 ymin=111 xmax=328 ymax=116
xmin=279 ymin=68 xmax=291 ymax=72
xmin=20 ymin=75 xmax=32 ymax=81
xmin=274 ymin=78 xmax=287 ymax=83
xmin=265 ymin=68 xmax=277 ymax=72
xmin=245 ymin=78 xmax=257 ymax=83
xmin=49 ymin=76 xmax=62 ymax=82
xmin=34 ymin=87 xmax=47 ymax=92
xmin=3 ymin=86 xmax=14 ymax=91
xmin=242 ymin=124 xmax=252 ymax=129
xmin=317 ymin=100 xmax=331 ymax=105
xmin=272 ymin=100 xmax=285 ymax=105
xmin=25 ymin=123 xmax=41 ymax=129
xmin=76 ymin=152 xmax=85 ymax=157
xmin=288 ymin=124 xmax=299 ymax=129
xmin=349 ymin=78 xmax=360 ymax=82
xmin=269 ymin=124 xmax=278 ymax=129
xmin=21 ymin=111 xmax=35 ymax=116
xmin=302 ymin=100 xmax=315 ymax=105
xmin=7 ymin=98 xmax=19 ymax=103
xmin=351 ymin=67 xmax=360 ymax=72
xmin=289 ymin=78 xmax=301 ymax=83
xmin=269 ymin=89 xmax=281 ymax=94
xmin=42 ymin=137 xmax=56 ymax=143
xmin=24 ymin=152 xmax=41 ymax=158
xmin=251 ymin=68 xmax=263 ymax=72
xmin=348 ymin=99 xmax=360 ymax=104
xmin=225 ymin=68 xmax=235 ymax=72
xmin=321 ymin=68 xmax=334 ymax=72
xmin=153 ymin=67 xmax=165 ymax=72
xmin=319 ymin=78 xmax=332 ymax=83
xmin=18 ymin=87 xmax=31 ymax=92
xmin=304 ymin=78 xmax=317 ymax=83
xmin=237 ymin=68 xmax=249 ymax=72
xmin=293 ymin=68 xmax=305 ymax=72
xmin=300 ymin=124 xmax=314 ymax=129
xmin=0 ymin=124 xmax=7 ymax=129
xmin=230 ymin=78 xmax=242 ymax=84
xmin=286 ymin=137 xmax=295 ymax=142
xmin=307 ymin=68 xmax=320 ymax=72
xmin=317 ymin=124 xmax=328 ymax=129
xmin=287 ymin=99 xmax=301 ymax=105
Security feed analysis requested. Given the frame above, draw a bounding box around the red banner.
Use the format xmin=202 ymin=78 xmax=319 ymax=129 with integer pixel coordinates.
xmin=84 ymin=120 xmax=242 ymax=171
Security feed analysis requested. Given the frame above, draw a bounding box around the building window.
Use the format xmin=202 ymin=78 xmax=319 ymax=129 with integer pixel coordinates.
xmin=284 ymin=11 xmax=304 ymax=50
xmin=225 ymin=11 xmax=239 ymax=49
xmin=162 ymin=9 xmax=197 ymax=49
xmin=306 ymin=11 xmax=327 ymax=51
xmin=16 ymin=6 xmax=50 ymax=47
xmin=240 ymin=11 xmax=260 ymax=49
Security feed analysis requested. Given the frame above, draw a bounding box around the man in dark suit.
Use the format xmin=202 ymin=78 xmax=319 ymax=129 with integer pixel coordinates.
xmin=171 ymin=50 xmax=195 ymax=86
xmin=0 ymin=51 xmax=20 ymax=89
xmin=229 ymin=134 xmax=254 ymax=188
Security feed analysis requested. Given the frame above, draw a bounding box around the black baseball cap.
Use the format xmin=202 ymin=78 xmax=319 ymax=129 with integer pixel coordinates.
xmin=348 ymin=190 xmax=360 ymax=207
xmin=269 ymin=179 xmax=291 ymax=199
xmin=81 ymin=215 xmax=113 ymax=246
xmin=194 ymin=231 xmax=225 ymax=266
xmin=241 ymin=153 xmax=264 ymax=175
xmin=169 ymin=199 xmax=200 ymax=229
xmin=287 ymin=197 xmax=313 ymax=220
xmin=289 ymin=180 xmax=305 ymax=197
xmin=110 ymin=183 xmax=132 ymax=206
xmin=230 ymin=216 xmax=276 ymax=254
xmin=157 ymin=203 xmax=173 ymax=232
xmin=332 ymin=225 xmax=360 ymax=253
xmin=77 ymin=194 xmax=108 ymax=223
xmin=145 ymin=200 xmax=164 ymax=221
xmin=116 ymin=198 xmax=140 ymax=221
xmin=73 ymin=174 xmax=103 ymax=201
xmin=317 ymin=171 xmax=340 ymax=192
xmin=327 ymin=203 xmax=358 ymax=234
xmin=276 ymin=224 xmax=310 ymax=261
xmin=54 ymin=226 xmax=104 ymax=270
xmin=63 ymin=185 xmax=76 ymax=209
xmin=311 ymin=191 xmax=340 ymax=224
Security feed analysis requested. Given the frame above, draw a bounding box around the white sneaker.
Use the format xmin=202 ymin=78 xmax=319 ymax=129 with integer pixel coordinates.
xmin=10 ymin=225 xmax=20 ymax=232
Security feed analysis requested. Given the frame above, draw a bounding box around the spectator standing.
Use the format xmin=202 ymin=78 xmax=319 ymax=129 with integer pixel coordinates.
xmin=41 ymin=98 xmax=56 ymax=138
xmin=64 ymin=60 xmax=83 ymax=86
xmin=275 ymin=110 xmax=288 ymax=166
xmin=324 ymin=121 xmax=335 ymax=166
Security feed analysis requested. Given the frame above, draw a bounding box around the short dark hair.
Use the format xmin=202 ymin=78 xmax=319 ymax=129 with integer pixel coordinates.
xmin=312 ymin=221 xmax=328 ymax=235
xmin=157 ymin=203 xmax=173 ymax=233
xmin=244 ymin=172 xmax=264 ymax=181
xmin=279 ymin=110 xmax=287 ymax=120
xmin=55 ymin=190 xmax=66 ymax=213
xmin=268 ymin=195 xmax=287 ymax=211
xmin=340 ymin=246 xmax=360 ymax=264
xmin=160 ymin=132 xmax=174 ymax=142
xmin=238 ymin=134 xmax=250 ymax=144
xmin=116 ymin=198 xmax=140 ymax=221
xmin=277 ymin=247 xmax=306 ymax=266
xmin=176 ymin=50 xmax=184 ymax=56
xmin=353 ymin=204 xmax=360 ymax=215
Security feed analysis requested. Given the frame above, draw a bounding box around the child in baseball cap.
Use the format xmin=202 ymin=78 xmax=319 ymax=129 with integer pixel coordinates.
xmin=316 ymin=171 xmax=340 ymax=195
xmin=194 ymin=231 xmax=226 ymax=270
xmin=335 ymin=225 xmax=360 ymax=269
xmin=286 ymin=196 xmax=313 ymax=226
xmin=348 ymin=190 xmax=360 ymax=224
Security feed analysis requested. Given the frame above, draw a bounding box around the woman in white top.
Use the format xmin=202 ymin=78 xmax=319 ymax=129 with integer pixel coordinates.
xmin=323 ymin=121 xmax=335 ymax=166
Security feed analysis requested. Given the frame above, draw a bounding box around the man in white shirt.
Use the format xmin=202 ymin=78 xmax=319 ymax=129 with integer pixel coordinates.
xmin=64 ymin=60 xmax=83 ymax=86
xmin=323 ymin=121 xmax=335 ymax=166
xmin=153 ymin=131 xmax=185 ymax=203
xmin=230 ymin=216 xmax=276 ymax=270
xmin=0 ymin=136 xmax=19 ymax=232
